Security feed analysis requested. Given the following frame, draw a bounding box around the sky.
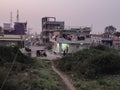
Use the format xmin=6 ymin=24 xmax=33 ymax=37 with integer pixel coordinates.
xmin=0 ymin=0 xmax=120 ymax=34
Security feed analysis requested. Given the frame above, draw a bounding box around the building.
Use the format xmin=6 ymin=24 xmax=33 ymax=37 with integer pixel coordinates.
xmin=41 ymin=17 xmax=64 ymax=44
xmin=102 ymin=25 xmax=116 ymax=47
xmin=112 ymin=36 xmax=120 ymax=50
xmin=90 ymin=34 xmax=103 ymax=46
xmin=0 ymin=22 xmax=27 ymax=48
xmin=51 ymin=27 xmax=91 ymax=53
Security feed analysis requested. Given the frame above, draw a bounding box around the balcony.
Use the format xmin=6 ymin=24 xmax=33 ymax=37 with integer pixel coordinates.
xmin=56 ymin=38 xmax=91 ymax=44
xmin=102 ymin=38 xmax=113 ymax=41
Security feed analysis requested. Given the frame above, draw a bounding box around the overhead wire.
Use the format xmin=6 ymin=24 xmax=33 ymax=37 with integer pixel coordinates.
xmin=0 ymin=50 xmax=19 ymax=90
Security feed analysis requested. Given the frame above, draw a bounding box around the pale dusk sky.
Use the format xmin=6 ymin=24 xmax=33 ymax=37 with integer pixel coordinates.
xmin=0 ymin=0 xmax=120 ymax=33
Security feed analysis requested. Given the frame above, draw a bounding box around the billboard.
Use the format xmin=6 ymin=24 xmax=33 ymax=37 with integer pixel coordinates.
xmin=4 ymin=22 xmax=27 ymax=35
xmin=3 ymin=23 xmax=11 ymax=30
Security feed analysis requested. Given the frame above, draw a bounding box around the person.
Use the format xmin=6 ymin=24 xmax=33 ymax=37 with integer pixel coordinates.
xmin=66 ymin=46 xmax=68 ymax=53
xmin=43 ymin=52 xmax=47 ymax=57
xmin=63 ymin=50 xmax=66 ymax=56
xmin=36 ymin=50 xmax=40 ymax=57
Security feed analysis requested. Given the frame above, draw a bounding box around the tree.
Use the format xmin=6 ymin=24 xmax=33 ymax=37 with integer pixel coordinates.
xmin=105 ymin=25 xmax=116 ymax=34
xmin=114 ymin=32 xmax=120 ymax=37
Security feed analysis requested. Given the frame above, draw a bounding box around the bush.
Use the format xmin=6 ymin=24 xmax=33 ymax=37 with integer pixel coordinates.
xmin=90 ymin=45 xmax=110 ymax=51
xmin=0 ymin=46 xmax=35 ymax=65
xmin=3 ymin=79 xmax=22 ymax=90
xmin=0 ymin=67 xmax=8 ymax=85
xmin=0 ymin=46 xmax=63 ymax=90
xmin=55 ymin=48 xmax=120 ymax=79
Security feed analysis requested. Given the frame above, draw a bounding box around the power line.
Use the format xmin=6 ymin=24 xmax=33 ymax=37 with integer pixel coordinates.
xmin=0 ymin=51 xmax=19 ymax=90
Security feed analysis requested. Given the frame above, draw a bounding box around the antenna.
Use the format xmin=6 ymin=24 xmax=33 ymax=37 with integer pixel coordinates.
xmin=17 ymin=10 xmax=19 ymax=22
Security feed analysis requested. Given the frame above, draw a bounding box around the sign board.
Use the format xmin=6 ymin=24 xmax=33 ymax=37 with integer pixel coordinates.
xmin=3 ymin=23 xmax=11 ymax=30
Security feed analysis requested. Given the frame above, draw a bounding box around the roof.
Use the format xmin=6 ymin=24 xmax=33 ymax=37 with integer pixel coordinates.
xmin=90 ymin=34 xmax=103 ymax=37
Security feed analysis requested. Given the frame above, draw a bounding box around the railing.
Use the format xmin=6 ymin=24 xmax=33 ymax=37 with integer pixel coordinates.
xmin=56 ymin=38 xmax=91 ymax=44
xmin=102 ymin=38 xmax=113 ymax=41
xmin=64 ymin=26 xmax=91 ymax=31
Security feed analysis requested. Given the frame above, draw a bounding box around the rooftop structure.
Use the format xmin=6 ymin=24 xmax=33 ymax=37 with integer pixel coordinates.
xmin=4 ymin=22 xmax=27 ymax=35
xmin=42 ymin=17 xmax=64 ymax=31
xmin=41 ymin=17 xmax=64 ymax=44
xmin=51 ymin=27 xmax=92 ymax=53
xmin=0 ymin=22 xmax=27 ymax=48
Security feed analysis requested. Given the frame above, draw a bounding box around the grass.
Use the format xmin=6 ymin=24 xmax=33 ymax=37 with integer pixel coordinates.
xmin=1 ymin=59 xmax=66 ymax=90
xmin=70 ymin=75 xmax=120 ymax=90
xmin=2 ymin=59 xmax=66 ymax=90
xmin=0 ymin=46 xmax=66 ymax=90
xmin=55 ymin=45 xmax=120 ymax=90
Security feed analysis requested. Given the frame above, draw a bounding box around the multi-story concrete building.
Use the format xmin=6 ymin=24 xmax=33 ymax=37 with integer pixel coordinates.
xmin=41 ymin=17 xmax=64 ymax=44
xmin=90 ymin=34 xmax=103 ymax=46
xmin=0 ymin=22 xmax=27 ymax=48
xmin=113 ymin=36 xmax=120 ymax=50
xmin=51 ymin=27 xmax=91 ymax=53
xmin=102 ymin=26 xmax=116 ymax=47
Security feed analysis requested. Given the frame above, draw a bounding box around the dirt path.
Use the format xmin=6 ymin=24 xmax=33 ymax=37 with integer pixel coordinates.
xmin=51 ymin=61 xmax=76 ymax=90
xmin=31 ymin=46 xmax=76 ymax=90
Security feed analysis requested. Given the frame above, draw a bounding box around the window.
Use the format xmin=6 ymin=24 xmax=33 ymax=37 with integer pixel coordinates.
xmin=86 ymin=35 xmax=90 ymax=38
xmin=78 ymin=36 xmax=85 ymax=40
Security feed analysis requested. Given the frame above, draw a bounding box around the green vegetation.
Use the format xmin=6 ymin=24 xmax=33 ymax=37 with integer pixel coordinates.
xmin=55 ymin=45 xmax=120 ymax=90
xmin=115 ymin=32 xmax=120 ymax=37
xmin=0 ymin=46 xmax=65 ymax=90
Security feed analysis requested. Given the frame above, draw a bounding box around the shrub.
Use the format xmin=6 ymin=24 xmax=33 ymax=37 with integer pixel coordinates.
xmin=0 ymin=46 xmax=35 ymax=65
xmin=0 ymin=67 xmax=8 ymax=85
xmin=55 ymin=48 xmax=120 ymax=79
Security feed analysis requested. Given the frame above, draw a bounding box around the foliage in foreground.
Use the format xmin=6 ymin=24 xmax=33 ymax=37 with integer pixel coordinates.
xmin=55 ymin=45 xmax=120 ymax=90
xmin=0 ymin=46 xmax=64 ymax=90
xmin=55 ymin=45 xmax=120 ymax=79
xmin=72 ymin=75 xmax=120 ymax=90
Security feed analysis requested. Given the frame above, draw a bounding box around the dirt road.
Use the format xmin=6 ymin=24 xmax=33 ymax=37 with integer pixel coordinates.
xmin=51 ymin=61 xmax=76 ymax=90
xmin=30 ymin=46 xmax=76 ymax=90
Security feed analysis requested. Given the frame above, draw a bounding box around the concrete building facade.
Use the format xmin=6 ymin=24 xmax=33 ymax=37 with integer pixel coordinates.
xmin=90 ymin=34 xmax=103 ymax=46
xmin=0 ymin=22 xmax=27 ymax=48
xmin=51 ymin=27 xmax=91 ymax=53
xmin=41 ymin=17 xmax=64 ymax=44
xmin=102 ymin=25 xmax=116 ymax=47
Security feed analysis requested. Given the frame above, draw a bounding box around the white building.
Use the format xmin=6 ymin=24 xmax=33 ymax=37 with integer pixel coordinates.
xmin=90 ymin=34 xmax=103 ymax=46
xmin=51 ymin=27 xmax=91 ymax=53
